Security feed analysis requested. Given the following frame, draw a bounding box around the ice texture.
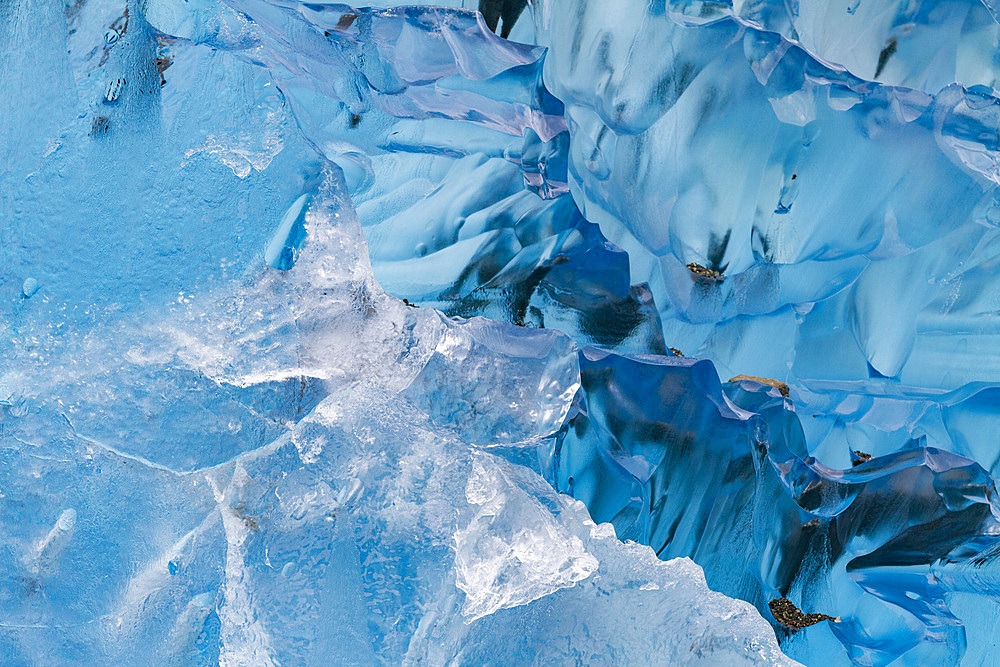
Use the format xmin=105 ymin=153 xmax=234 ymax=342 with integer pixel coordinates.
xmin=7 ymin=0 xmax=1000 ymax=664
xmin=0 ymin=0 xmax=798 ymax=664
xmin=550 ymin=349 xmax=1000 ymax=666
xmin=220 ymin=0 xmax=1000 ymax=664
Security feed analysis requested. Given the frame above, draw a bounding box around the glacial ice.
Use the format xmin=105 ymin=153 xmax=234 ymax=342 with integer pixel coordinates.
xmin=0 ymin=0 xmax=801 ymax=664
xmin=552 ymin=349 xmax=1000 ymax=665
xmin=5 ymin=0 xmax=1000 ymax=664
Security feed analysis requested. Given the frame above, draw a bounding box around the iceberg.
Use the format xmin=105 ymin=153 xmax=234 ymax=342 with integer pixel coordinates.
xmin=5 ymin=0 xmax=1000 ymax=664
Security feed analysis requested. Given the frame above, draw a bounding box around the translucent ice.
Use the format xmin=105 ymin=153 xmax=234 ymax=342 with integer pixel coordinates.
xmin=8 ymin=0 xmax=1000 ymax=664
xmin=0 ymin=0 xmax=795 ymax=663
xmin=230 ymin=0 xmax=1000 ymax=664
xmin=549 ymin=348 xmax=1000 ymax=665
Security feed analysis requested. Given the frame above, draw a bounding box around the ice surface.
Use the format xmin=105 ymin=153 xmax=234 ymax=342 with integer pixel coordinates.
xmin=0 ymin=0 xmax=797 ymax=664
xmin=551 ymin=348 xmax=1000 ymax=665
xmin=7 ymin=0 xmax=1000 ymax=664
xmin=225 ymin=0 xmax=1000 ymax=663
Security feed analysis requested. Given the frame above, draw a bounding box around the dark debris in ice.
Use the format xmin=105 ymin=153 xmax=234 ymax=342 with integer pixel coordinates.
xmin=728 ymin=374 xmax=790 ymax=397
xmin=769 ymin=598 xmax=840 ymax=631
xmin=686 ymin=262 xmax=724 ymax=281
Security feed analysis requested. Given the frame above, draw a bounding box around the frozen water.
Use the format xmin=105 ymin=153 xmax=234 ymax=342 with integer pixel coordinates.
xmin=551 ymin=348 xmax=1000 ymax=666
xmin=0 ymin=0 xmax=796 ymax=664
xmin=235 ymin=0 xmax=1000 ymax=664
xmin=7 ymin=0 xmax=1000 ymax=664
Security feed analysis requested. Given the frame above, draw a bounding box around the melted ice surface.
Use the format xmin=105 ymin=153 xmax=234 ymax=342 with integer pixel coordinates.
xmin=0 ymin=0 xmax=795 ymax=664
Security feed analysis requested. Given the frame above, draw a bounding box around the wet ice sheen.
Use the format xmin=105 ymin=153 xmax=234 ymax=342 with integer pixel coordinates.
xmin=6 ymin=0 xmax=1000 ymax=664
xmin=0 ymin=0 xmax=797 ymax=664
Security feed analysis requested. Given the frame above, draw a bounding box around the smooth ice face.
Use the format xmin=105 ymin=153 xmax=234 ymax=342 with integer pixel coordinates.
xmin=533 ymin=0 xmax=1000 ymax=381
xmin=0 ymin=0 xmax=799 ymax=664
xmin=549 ymin=348 xmax=1000 ymax=666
